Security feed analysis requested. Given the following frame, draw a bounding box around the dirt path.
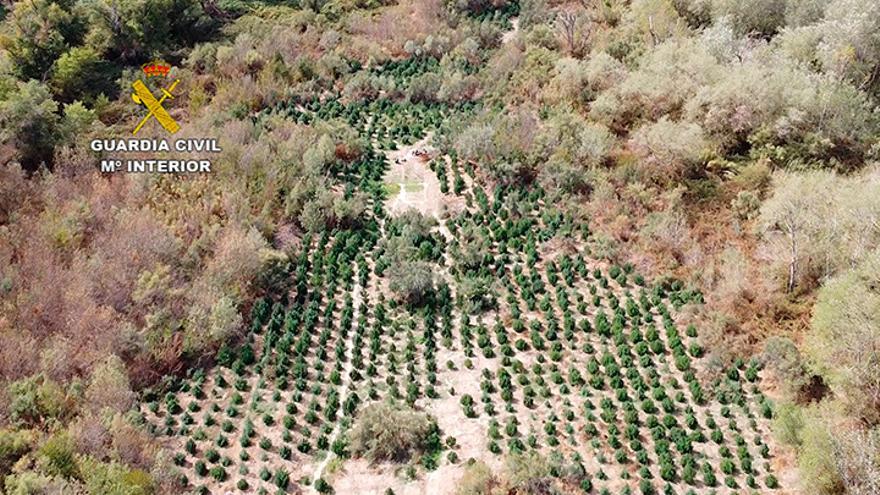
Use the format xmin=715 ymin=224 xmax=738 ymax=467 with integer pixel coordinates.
xmin=385 ymin=134 xmax=445 ymax=218
xmin=330 ymin=134 xmax=492 ymax=494
xmin=311 ymin=261 xmax=364 ymax=490
xmin=396 ymin=182 xmax=408 ymax=207
xmin=501 ymin=17 xmax=519 ymax=44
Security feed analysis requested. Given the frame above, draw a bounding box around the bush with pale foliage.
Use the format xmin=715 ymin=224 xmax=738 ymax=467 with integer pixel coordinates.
xmin=456 ymin=461 xmax=497 ymax=495
xmin=349 ymin=401 xmax=440 ymax=462
xmin=84 ymin=356 xmax=136 ymax=414
xmin=630 ymin=117 xmax=709 ymax=180
xmin=809 ymin=250 xmax=880 ymax=424
xmin=757 ymin=167 xmax=880 ymax=292
xmin=388 ymin=260 xmax=436 ymax=305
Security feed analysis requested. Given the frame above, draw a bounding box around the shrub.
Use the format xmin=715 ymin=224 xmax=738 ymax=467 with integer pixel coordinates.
xmin=388 ymin=261 xmax=435 ymax=306
xmin=4 ymin=471 xmax=74 ymax=494
xmin=209 ymin=466 xmax=226 ymax=482
xmin=85 ymin=356 xmax=136 ymax=413
xmin=506 ymin=451 xmax=552 ymax=489
xmin=274 ymin=469 xmax=289 ymax=489
xmin=0 ymin=81 xmax=61 ymax=169
xmin=629 ymin=117 xmax=709 ymax=181
xmin=33 ymin=432 xmax=76 ymax=481
xmin=75 ymin=458 xmax=155 ymax=495
xmin=315 ymin=477 xmax=332 ymax=493
xmin=761 ymin=336 xmax=810 ymax=397
xmin=797 ymin=410 xmax=844 ymax=495
xmin=709 ymin=0 xmax=786 ymax=36
xmin=349 ymin=402 xmax=441 ymax=462
xmin=456 ymin=461 xmax=495 ymax=495
xmin=6 ymin=375 xmax=69 ymax=427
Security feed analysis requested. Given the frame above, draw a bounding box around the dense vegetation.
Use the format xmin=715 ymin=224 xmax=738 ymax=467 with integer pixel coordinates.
xmin=1 ymin=0 xmax=879 ymax=493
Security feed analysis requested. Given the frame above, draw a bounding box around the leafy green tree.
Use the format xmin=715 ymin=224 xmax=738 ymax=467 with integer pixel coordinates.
xmin=2 ymin=0 xmax=82 ymax=80
xmin=0 ymin=81 xmax=60 ymax=169
xmin=50 ymin=46 xmax=113 ymax=102
xmin=59 ymin=101 xmax=97 ymax=143
xmin=79 ymin=0 xmax=213 ymax=62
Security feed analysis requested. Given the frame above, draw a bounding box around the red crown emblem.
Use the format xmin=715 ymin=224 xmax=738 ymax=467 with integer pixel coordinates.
xmin=142 ymin=62 xmax=171 ymax=78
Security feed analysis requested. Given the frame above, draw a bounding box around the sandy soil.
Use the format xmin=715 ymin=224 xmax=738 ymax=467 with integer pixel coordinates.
xmin=501 ymin=18 xmax=519 ymax=44
xmin=330 ymin=342 xmax=503 ymax=495
xmin=384 ymin=135 xmax=447 ymax=219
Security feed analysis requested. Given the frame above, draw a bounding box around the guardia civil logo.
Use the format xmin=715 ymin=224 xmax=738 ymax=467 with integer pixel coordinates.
xmin=91 ymin=62 xmax=220 ymax=174
xmin=131 ymin=62 xmax=181 ymax=135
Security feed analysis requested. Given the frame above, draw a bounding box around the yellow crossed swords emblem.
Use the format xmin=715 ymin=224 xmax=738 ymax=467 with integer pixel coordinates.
xmin=131 ymin=78 xmax=180 ymax=135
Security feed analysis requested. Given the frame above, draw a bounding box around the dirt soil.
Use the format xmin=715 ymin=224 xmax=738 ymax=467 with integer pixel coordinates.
xmin=384 ymin=135 xmax=447 ymax=219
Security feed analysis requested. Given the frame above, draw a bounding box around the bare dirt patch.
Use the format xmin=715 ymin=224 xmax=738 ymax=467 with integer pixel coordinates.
xmin=501 ymin=17 xmax=519 ymax=44
xmin=384 ymin=135 xmax=448 ymax=219
xmin=332 ymin=458 xmax=470 ymax=495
